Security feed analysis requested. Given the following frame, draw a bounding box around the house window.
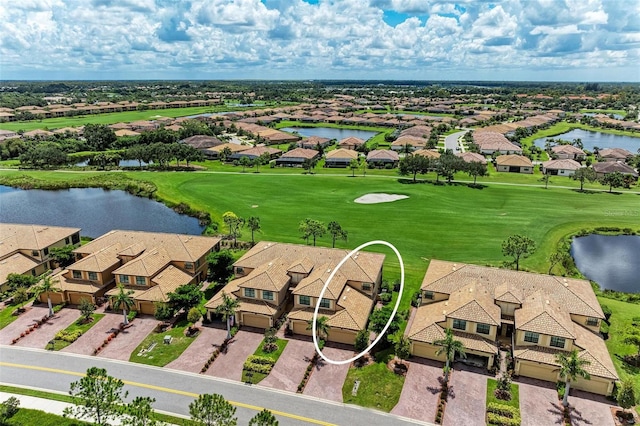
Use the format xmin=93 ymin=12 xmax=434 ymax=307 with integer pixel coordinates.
xmin=299 ymin=295 xmax=310 ymax=306
xmin=476 ymin=323 xmax=490 ymax=335
xmin=120 ymin=275 xmax=129 ymax=284
xmin=88 ymin=272 xmax=98 ymax=281
xmin=452 ymin=319 xmax=466 ymax=331
xmin=185 ymin=262 xmax=194 ymax=270
xmin=135 ymin=276 xmax=146 ymax=286
xmin=236 ymin=267 xmax=244 ymax=275
xmin=65 ymin=237 xmax=70 ymax=244
xmin=72 ymin=270 xmax=82 ymax=279
xmin=550 ymin=336 xmax=566 ymax=348
xmin=43 ymin=248 xmax=49 ymax=256
xmin=586 ymin=317 xmax=599 ymax=326
xmin=72 ymin=234 xmax=80 ymax=244
xmin=244 ymin=288 xmax=255 ymax=298
xmin=362 ymin=283 xmax=371 ymax=291
xmin=524 ymin=331 xmax=539 ymax=344
xmin=424 ymin=291 xmax=434 ymax=300
xmin=320 ymin=298 xmax=330 ymax=309
xmin=32 ymin=250 xmax=39 ymax=257
xmin=196 ymin=259 xmax=201 ymax=268
xmin=263 ymin=291 xmax=274 ymax=301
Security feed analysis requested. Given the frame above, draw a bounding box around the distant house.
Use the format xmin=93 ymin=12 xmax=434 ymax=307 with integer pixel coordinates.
xmin=391 ymin=136 xmax=427 ymax=152
xmin=114 ymin=129 xmax=141 ymax=137
xmin=228 ymin=146 xmax=282 ymax=161
xmin=592 ymin=161 xmax=639 ymax=179
xmin=598 ymin=148 xmax=634 ymax=162
xmin=366 ymin=150 xmax=399 ymax=168
xmin=0 ymin=129 xmax=18 ymax=141
xmin=474 ymin=132 xmax=522 ymax=155
xmin=22 ymin=129 xmax=54 ymax=139
xmin=204 ymin=143 xmax=250 ymax=160
xmin=551 ymin=145 xmax=586 ymax=161
xmin=542 ymin=159 xmax=582 ymax=176
xmin=181 ymin=135 xmax=224 ymax=151
xmin=325 ymin=149 xmax=358 ymax=168
xmin=456 ymin=152 xmax=487 ymax=165
xmin=495 ymin=154 xmax=533 ymax=174
xmin=338 ymin=137 xmax=365 ymax=150
xmin=413 ymin=149 xmax=441 ymax=160
xmin=299 ymin=136 xmax=333 ymax=150
xmin=275 ymin=148 xmax=320 ymax=167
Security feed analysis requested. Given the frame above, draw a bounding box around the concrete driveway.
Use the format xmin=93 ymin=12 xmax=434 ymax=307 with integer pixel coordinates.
xmin=206 ymin=328 xmax=263 ymax=381
xmin=61 ymin=312 xmax=126 ymax=356
xmin=303 ymin=344 xmax=353 ymax=402
xmin=165 ymin=324 xmax=227 ymax=373
xmin=261 ymin=336 xmax=316 ymax=392
xmin=517 ymin=377 xmax=564 ymax=426
xmin=15 ymin=308 xmax=81 ymax=349
xmin=442 ymin=364 xmax=488 ymax=426
xmin=0 ymin=305 xmax=50 ymax=345
xmin=97 ymin=316 xmax=158 ymax=361
xmin=568 ymin=390 xmax=616 ymax=426
xmin=391 ymin=358 xmax=442 ymax=422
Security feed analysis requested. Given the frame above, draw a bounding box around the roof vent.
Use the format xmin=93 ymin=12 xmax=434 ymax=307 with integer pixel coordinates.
xmin=326 ymin=268 xmax=331 ymax=273
xmin=343 ymin=296 xmax=347 ymax=300
xmin=545 ymin=300 xmax=550 ymax=304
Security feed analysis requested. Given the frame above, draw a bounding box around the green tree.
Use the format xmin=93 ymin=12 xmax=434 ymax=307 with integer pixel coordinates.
xmin=555 ymin=349 xmax=591 ymax=407
xmin=307 ymin=315 xmax=331 ymax=342
xmin=84 ymin=123 xmax=117 ymax=151
xmin=168 ymin=284 xmax=203 ymax=313
xmin=623 ymin=329 xmax=640 ymax=366
xmin=189 ymin=393 xmax=237 ymax=426
xmin=548 ymin=244 xmax=571 ymax=274
xmin=64 ymin=367 xmax=128 ymax=426
xmin=79 ymin=298 xmax=96 ymax=322
xmin=617 ymin=378 xmax=637 ymax=413
xmin=571 ymin=167 xmax=597 ymax=192
xmin=349 ymin=158 xmax=360 ymax=177
xmin=216 ymin=292 xmax=240 ymax=340
xmin=354 ymin=329 xmax=370 ymax=352
xmin=434 ymin=328 xmax=466 ymax=385
xmin=249 ymin=409 xmax=279 ymax=426
xmin=327 ymin=221 xmax=348 ymax=248
xmin=434 ymin=151 xmax=464 ymax=183
xmin=188 ymin=306 xmax=203 ymax=325
xmin=501 ymin=234 xmax=536 ymax=271
xmin=112 ymin=284 xmax=135 ymax=325
xmin=254 ymin=152 xmax=271 ymax=173
xmin=0 ymin=396 xmax=20 ymax=424
xmin=222 ymin=211 xmax=244 ymax=247
xmin=390 ymin=331 xmax=411 ymax=361
xmin=465 ymin=161 xmax=488 ymax=185
xmin=34 ymin=275 xmax=60 ymax=317
xmin=246 ymin=216 xmax=261 ymax=245
xmin=5 ymin=273 xmax=37 ymax=291
xmin=239 ymin=156 xmax=252 ymax=172
xmin=368 ymin=305 xmax=402 ymax=335
xmin=398 ymin=154 xmax=430 ymax=182
xmin=49 ymin=245 xmax=75 ymax=267
xmin=302 ymin=157 xmax=318 ymax=174
xmin=207 ymin=250 xmax=235 ymax=284
xmin=299 ymin=219 xmax=326 ymax=246
xmin=600 ymin=171 xmax=625 ymax=193
xmin=12 ymin=287 xmax=29 ymax=309
xmin=220 ymin=146 xmax=232 ymax=162
xmin=122 ymin=396 xmax=158 ymax=426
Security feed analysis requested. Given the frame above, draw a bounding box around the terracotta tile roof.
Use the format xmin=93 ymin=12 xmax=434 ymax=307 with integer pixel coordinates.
xmin=456 ymin=152 xmax=487 ymax=164
xmin=551 ymin=145 xmax=585 ymax=155
xmin=204 ymin=281 xmax=240 ymax=310
xmin=573 ymin=323 xmax=618 ymax=380
xmin=452 ymin=330 xmax=498 ymax=355
xmin=138 ymin=265 xmax=195 ymax=302
xmin=515 ymin=292 xmax=575 ymax=338
xmin=237 ymin=298 xmax=279 ymax=316
xmin=54 ymin=270 xmax=105 ymax=295
xmin=293 ymin=264 xmax=347 ymax=299
xmin=279 ymin=148 xmax=320 ymax=160
xmin=181 ymin=135 xmax=223 ymax=149
xmin=367 ymin=150 xmax=399 ymax=161
xmin=71 ymin=243 xmax=122 ymax=272
xmin=407 ymin=301 xmax=447 ymax=343
xmin=513 ymin=345 xmax=561 ymax=365
xmin=496 ymin=154 xmax=532 ymax=167
xmin=414 ymin=149 xmax=441 ymax=159
xmin=288 ymin=257 xmax=315 ymax=274
xmin=236 ymin=260 xmax=290 ymax=292
xmin=0 ymin=223 xmax=80 ymax=257
xmin=599 ymin=148 xmax=633 ymax=159
xmin=0 ymin=253 xmax=40 ymax=284
xmin=593 ymin=161 xmax=638 ymax=177
xmin=206 ymin=143 xmax=251 ymax=154
xmin=443 ymin=283 xmax=501 ymax=326
xmin=338 ymin=137 xmax=365 ymax=147
xmin=326 ymin=149 xmax=358 ymax=160
xmin=392 ymin=136 xmax=427 ymax=148
xmin=542 ymin=159 xmax=582 ymax=171
xmin=332 ymin=285 xmax=373 ymax=330
xmin=113 ymin=247 xmax=172 ymax=278
xmin=494 ymin=282 xmax=523 ymax=304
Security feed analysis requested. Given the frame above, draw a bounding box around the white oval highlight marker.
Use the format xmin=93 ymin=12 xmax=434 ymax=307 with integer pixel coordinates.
xmin=312 ymin=240 xmax=404 ymax=365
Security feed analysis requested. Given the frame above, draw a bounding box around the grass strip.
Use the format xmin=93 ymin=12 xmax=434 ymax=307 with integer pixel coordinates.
xmin=50 ymin=313 xmax=105 ymax=351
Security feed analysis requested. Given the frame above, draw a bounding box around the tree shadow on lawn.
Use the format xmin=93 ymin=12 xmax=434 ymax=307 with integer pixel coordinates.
xmin=615 ymin=353 xmax=640 ymax=375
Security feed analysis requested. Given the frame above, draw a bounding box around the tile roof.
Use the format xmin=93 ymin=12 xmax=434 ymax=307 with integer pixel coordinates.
xmin=236 ymin=260 xmax=290 ymax=292
xmin=367 ymin=150 xmax=399 ymax=161
xmin=542 ymin=159 xmax=582 ymax=171
xmin=288 ymin=257 xmax=315 ymax=274
xmin=515 ymin=292 xmax=576 ymax=338
xmin=551 ymin=145 xmax=585 ymax=155
xmin=593 ymin=161 xmax=638 ymax=176
xmin=113 ymin=247 xmax=172 ymax=278
xmin=0 ymin=223 xmax=80 ymax=258
xmin=413 ymin=149 xmax=441 ymax=159
xmin=279 ymin=148 xmax=320 ymax=160
xmin=0 ymin=253 xmax=40 ymax=284
xmin=407 ymin=301 xmax=447 ymax=343
xmin=456 ymin=152 xmax=487 ymax=164
xmin=326 ymin=149 xmax=358 ymax=160
xmin=496 ymin=154 xmax=533 ymax=167
xmin=451 ymin=330 xmax=498 ymax=355
xmin=71 ymin=243 xmax=122 ymax=272
xmin=292 ymin=264 xmax=347 ymax=299
xmin=573 ymin=324 xmax=618 ymax=380
xmin=443 ymin=283 xmax=501 ymax=326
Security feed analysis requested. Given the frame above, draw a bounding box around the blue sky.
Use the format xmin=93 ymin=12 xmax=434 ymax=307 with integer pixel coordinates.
xmin=0 ymin=0 xmax=638 ymax=82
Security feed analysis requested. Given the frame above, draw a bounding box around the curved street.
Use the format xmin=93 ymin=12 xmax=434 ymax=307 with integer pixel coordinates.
xmin=443 ymin=130 xmax=468 ymax=152
xmin=0 ymin=345 xmax=430 ymax=426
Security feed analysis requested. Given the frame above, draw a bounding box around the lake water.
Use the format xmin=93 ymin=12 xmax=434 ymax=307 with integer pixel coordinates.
xmin=280 ymin=127 xmax=379 ymax=141
xmin=571 ymin=234 xmax=640 ymax=292
xmin=74 ymin=159 xmax=148 ymax=167
xmin=0 ymin=186 xmax=204 ymax=238
xmin=533 ymin=129 xmax=640 ymax=153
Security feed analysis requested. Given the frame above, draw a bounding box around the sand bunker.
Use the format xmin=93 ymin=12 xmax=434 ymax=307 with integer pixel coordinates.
xmin=354 ymin=193 xmax=409 ymax=204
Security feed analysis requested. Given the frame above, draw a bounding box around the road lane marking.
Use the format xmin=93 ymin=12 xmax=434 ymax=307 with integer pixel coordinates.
xmin=0 ymin=362 xmax=335 ymax=426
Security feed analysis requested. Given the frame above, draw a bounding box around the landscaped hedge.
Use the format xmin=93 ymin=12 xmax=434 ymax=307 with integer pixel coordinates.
xmin=55 ymin=329 xmax=82 ymax=343
xmin=487 ymin=412 xmax=521 ymax=426
xmin=487 ymin=402 xmax=519 ymax=418
xmin=243 ymin=356 xmax=276 ymax=375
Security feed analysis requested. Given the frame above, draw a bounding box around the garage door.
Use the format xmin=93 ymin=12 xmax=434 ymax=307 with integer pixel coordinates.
xmin=292 ymin=320 xmax=312 ymax=336
xmin=574 ymin=376 xmax=611 ymax=396
xmin=242 ymin=313 xmax=270 ymax=330
xmin=139 ymin=302 xmax=155 ymax=315
xmin=411 ymin=342 xmax=446 ymax=361
xmin=328 ymin=329 xmax=355 ymax=345
xmin=518 ymin=361 xmax=558 ymax=383
xmin=69 ymin=292 xmax=91 ymax=305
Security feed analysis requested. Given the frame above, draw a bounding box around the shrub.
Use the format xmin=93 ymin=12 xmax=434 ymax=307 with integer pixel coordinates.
xmin=154 ymin=302 xmax=174 ymax=321
xmin=187 ymin=307 xmax=202 ymax=324
xmin=601 ymin=304 xmax=612 ymax=322
xmin=487 ymin=412 xmax=521 ymax=426
xmin=55 ymin=329 xmax=83 ymax=343
xmin=487 ymin=403 xmax=518 ymax=418
xmin=0 ymin=396 xmax=20 ymax=422
xmin=379 ymin=292 xmax=392 ymax=304
xmin=127 ymin=310 xmax=138 ymax=322
xmin=244 ymin=356 xmax=276 ymax=375
xmin=230 ymin=326 xmax=238 ymax=337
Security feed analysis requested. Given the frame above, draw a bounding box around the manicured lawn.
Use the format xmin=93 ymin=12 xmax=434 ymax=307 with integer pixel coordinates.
xmin=486 ymin=378 xmax=520 ymax=410
xmin=342 ymin=361 xmax=405 ymax=412
xmin=50 ymin=313 xmax=105 ymax=351
xmin=5 ymin=408 xmax=91 ymax=426
xmin=580 ymin=109 xmax=627 ymax=117
xmin=130 ymin=319 xmax=198 ymax=367
xmin=0 ymin=299 xmax=35 ymax=330
xmin=241 ymin=338 xmax=288 ymax=384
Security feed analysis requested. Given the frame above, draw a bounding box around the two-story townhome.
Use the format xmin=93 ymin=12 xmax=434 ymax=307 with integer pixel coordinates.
xmin=205 ymin=242 xmax=385 ymax=344
xmin=0 ymin=223 xmax=81 ymax=291
xmin=407 ymin=260 xmax=617 ymax=396
xmin=46 ymin=230 xmax=220 ymax=313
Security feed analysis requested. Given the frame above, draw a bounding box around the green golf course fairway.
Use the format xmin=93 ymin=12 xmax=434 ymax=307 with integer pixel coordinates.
xmin=2 ymin=169 xmax=639 ymax=310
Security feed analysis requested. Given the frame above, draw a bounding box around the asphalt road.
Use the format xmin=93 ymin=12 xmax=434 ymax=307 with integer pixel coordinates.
xmin=443 ymin=130 xmax=468 ymax=152
xmin=0 ymin=346 xmax=431 ymax=426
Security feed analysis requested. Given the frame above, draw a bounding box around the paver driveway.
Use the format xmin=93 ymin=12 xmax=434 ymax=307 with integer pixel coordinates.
xmin=568 ymin=390 xmax=616 ymax=426
xmin=261 ymin=336 xmax=316 ymax=392
xmin=206 ymin=329 xmax=263 ymax=381
xmin=15 ymin=308 xmax=81 ymax=349
xmin=517 ymin=377 xmax=564 ymax=426
xmin=166 ymin=324 xmax=227 ymax=373
xmin=0 ymin=305 xmax=50 ymax=345
xmin=442 ymin=364 xmax=487 ymax=426
xmin=303 ymin=344 xmax=352 ymax=402
xmin=391 ymin=358 xmax=442 ymax=423
xmin=61 ymin=312 xmax=123 ymax=356
xmin=97 ymin=316 xmax=158 ymax=361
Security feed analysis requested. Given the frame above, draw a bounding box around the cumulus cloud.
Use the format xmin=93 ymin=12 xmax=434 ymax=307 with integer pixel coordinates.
xmin=0 ymin=0 xmax=637 ymax=80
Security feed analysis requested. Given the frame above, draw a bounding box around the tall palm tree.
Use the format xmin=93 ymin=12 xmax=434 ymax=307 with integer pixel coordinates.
xmin=34 ymin=275 xmax=60 ymax=317
xmin=112 ymin=284 xmax=135 ymax=325
xmin=246 ymin=216 xmax=261 ymax=245
xmin=215 ymin=292 xmax=240 ymax=340
xmin=434 ymin=328 xmax=466 ymax=384
xmin=555 ymin=349 xmax=591 ymax=407
xmin=306 ymin=315 xmax=330 ymax=341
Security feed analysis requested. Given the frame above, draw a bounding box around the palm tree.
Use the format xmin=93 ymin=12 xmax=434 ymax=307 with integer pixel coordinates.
xmin=246 ymin=216 xmax=261 ymax=245
xmin=112 ymin=284 xmax=135 ymax=325
xmin=555 ymin=349 xmax=591 ymax=407
xmin=34 ymin=275 xmax=60 ymax=317
xmin=307 ymin=316 xmax=330 ymax=342
xmin=434 ymin=328 xmax=466 ymax=384
xmin=215 ymin=292 xmax=240 ymax=340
